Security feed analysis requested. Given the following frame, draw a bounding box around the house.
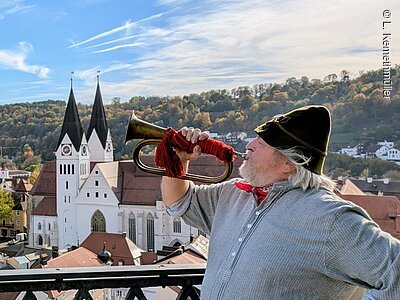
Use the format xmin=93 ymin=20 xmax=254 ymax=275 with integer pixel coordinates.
xmin=337 ymin=144 xmax=364 ymax=158
xmin=80 ymin=232 xmax=144 ymax=266
xmin=0 ymin=177 xmax=31 ymax=239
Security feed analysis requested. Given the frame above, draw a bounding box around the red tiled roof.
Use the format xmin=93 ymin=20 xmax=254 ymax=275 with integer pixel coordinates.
xmin=339 ymin=179 xmax=365 ymax=195
xmin=30 ymin=161 xmax=56 ymax=196
xmin=340 ymin=194 xmax=400 ymax=240
xmin=80 ymin=232 xmax=143 ymax=266
xmin=45 ymin=247 xmax=102 ymax=268
xmin=32 ymin=196 xmax=57 ymax=216
xmin=156 ymin=249 xmax=206 ymax=265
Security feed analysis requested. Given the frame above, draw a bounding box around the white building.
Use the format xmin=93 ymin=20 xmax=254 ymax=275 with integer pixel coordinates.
xmin=29 ymin=80 xmax=202 ymax=252
xmin=375 ymin=142 xmax=400 ymax=163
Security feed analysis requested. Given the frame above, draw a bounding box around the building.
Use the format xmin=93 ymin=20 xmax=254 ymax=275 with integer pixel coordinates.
xmin=338 ymin=141 xmax=400 ymax=164
xmin=28 ymin=79 xmax=231 ymax=253
xmin=0 ymin=173 xmax=31 ymax=239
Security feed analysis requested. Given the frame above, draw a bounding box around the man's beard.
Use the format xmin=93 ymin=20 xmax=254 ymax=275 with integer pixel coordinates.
xmin=239 ymin=159 xmax=274 ymax=187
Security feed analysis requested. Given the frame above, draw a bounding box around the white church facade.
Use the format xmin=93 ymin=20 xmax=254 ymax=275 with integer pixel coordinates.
xmin=28 ymin=80 xmax=201 ymax=252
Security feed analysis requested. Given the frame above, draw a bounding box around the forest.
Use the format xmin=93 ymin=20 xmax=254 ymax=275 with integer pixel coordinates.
xmin=0 ymin=66 xmax=399 ymax=181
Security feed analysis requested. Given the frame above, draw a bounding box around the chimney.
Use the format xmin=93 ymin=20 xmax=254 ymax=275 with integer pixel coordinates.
xmin=383 ymin=178 xmax=390 ymax=184
xmin=51 ymin=246 xmax=59 ymax=259
xmin=366 ymin=177 xmax=373 ymax=183
xmin=122 ymin=232 xmax=127 ymax=238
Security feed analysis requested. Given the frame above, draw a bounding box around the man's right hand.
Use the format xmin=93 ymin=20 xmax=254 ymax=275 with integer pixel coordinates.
xmin=173 ymin=127 xmax=210 ymax=163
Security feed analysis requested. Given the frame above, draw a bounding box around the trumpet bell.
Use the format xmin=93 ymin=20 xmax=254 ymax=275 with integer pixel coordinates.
xmin=125 ymin=110 xmax=166 ymax=142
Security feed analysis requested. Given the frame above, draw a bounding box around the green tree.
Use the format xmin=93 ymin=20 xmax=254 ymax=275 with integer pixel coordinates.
xmin=0 ymin=189 xmax=14 ymax=220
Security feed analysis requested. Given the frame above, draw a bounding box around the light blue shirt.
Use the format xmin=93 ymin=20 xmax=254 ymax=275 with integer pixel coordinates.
xmin=167 ymin=179 xmax=400 ymax=300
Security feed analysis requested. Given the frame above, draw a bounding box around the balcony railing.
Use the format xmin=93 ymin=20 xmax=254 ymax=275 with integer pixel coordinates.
xmin=0 ymin=263 xmax=206 ymax=300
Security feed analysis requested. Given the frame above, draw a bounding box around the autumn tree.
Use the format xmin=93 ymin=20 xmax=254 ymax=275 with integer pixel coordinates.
xmin=0 ymin=189 xmax=14 ymax=220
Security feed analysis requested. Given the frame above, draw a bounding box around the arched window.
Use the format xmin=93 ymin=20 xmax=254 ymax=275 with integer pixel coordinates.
xmin=173 ymin=219 xmax=181 ymax=233
xmin=146 ymin=213 xmax=155 ymax=252
xmin=38 ymin=222 xmax=42 ymax=230
xmin=91 ymin=210 xmax=106 ymax=232
xmin=47 ymin=236 xmax=51 ymax=246
xmin=128 ymin=213 xmax=136 ymax=244
xmin=37 ymin=235 xmax=43 ymax=246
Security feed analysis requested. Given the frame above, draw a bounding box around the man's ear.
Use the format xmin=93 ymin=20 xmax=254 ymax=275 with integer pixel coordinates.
xmin=282 ymin=160 xmax=295 ymax=175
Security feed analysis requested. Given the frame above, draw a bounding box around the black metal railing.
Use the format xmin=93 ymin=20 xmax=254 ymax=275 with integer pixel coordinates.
xmin=0 ymin=263 xmax=206 ymax=300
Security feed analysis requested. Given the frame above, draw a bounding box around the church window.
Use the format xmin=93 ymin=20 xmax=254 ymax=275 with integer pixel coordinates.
xmin=72 ymin=164 xmax=74 ymax=174
xmin=95 ymin=192 xmax=99 ymax=198
xmin=67 ymin=164 xmax=71 ymax=174
xmin=146 ymin=213 xmax=155 ymax=252
xmin=95 ymin=180 xmax=99 ymax=186
xmin=87 ymin=193 xmax=90 ymax=198
xmin=37 ymin=235 xmax=43 ymax=246
xmin=60 ymin=164 xmax=62 ymax=174
xmin=128 ymin=213 xmax=136 ymax=243
xmin=91 ymin=210 xmax=106 ymax=232
xmin=173 ymin=219 xmax=182 ymax=233
xmin=104 ymin=193 xmax=107 ymax=198
xmin=38 ymin=222 xmax=42 ymax=230
xmin=48 ymin=236 xmax=51 ymax=246
xmin=63 ymin=164 xmax=66 ymax=174
xmin=48 ymin=223 xmax=51 ymax=231
xmin=66 ymin=181 xmax=69 ymax=189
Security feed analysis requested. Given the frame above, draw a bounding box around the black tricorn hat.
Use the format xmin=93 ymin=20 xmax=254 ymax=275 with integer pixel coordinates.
xmin=254 ymin=105 xmax=331 ymax=175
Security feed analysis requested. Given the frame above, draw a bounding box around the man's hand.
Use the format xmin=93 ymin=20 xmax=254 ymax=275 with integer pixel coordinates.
xmin=174 ymin=127 xmax=210 ymax=162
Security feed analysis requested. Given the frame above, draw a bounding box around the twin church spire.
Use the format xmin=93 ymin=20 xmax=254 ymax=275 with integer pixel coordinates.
xmin=57 ymin=74 xmax=112 ymax=162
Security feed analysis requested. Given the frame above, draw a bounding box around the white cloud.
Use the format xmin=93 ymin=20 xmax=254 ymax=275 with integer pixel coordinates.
xmin=92 ymin=42 xmax=144 ymax=54
xmin=69 ymin=12 xmax=164 ymax=48
xmin=69 ymin=20 xmax=135 ymax=48
xmin=0 ymin=42 xmax=50 ymax=79
xmin=72 ymin=0 xmax=400 ymax=101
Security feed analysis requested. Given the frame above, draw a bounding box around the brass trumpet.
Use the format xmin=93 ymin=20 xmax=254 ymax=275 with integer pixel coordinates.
xmin=125 ymin=111 xmax=246 ymax=183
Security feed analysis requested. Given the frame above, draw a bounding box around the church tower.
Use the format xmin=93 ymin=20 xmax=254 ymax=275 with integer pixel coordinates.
xmin=55 ymin=81 xmax=90 ymax=249
xmin=87 ymin=75 xmax=113 ymax=162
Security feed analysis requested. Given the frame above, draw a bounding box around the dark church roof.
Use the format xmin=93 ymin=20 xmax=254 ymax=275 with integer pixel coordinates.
xmin=57 ymin=88 xmax=84 ymax=152
xmin=87 ymin=82 xmax=109 ymax=149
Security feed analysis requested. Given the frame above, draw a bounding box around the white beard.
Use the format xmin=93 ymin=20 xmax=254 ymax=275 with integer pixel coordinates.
xmin=239 ymin=159 xmax=269 ymax=187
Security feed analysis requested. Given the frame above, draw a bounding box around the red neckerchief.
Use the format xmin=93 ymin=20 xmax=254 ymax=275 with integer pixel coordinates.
xmin=235 ymin=181 xmax=273 ymax=205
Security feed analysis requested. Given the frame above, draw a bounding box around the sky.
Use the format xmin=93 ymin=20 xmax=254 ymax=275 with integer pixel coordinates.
xmin=0 ymin=0 xmax=398 ymax=104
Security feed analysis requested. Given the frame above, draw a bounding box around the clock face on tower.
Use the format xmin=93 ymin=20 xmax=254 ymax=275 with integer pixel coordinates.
xmin=81 ymin=145 xmax=88 ymax=156
xmin=61 ymin=144 xmax=72 ymax=156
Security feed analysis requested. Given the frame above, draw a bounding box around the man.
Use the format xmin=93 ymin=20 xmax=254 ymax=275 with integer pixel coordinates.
xmin=161 ymin=105 xmax=400 ymax=300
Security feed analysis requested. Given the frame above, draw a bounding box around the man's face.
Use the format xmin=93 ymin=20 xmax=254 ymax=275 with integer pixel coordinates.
xmin=239 ymin=136 xmax=291 ymax=186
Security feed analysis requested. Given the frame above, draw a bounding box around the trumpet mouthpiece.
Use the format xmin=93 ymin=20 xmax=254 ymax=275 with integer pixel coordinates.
xmin=234 ymin=151 xmax=249 ymax=160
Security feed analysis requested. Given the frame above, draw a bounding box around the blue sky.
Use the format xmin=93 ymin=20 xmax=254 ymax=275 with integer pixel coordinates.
xmin=0 ymin=0 xmax=398 ymax=104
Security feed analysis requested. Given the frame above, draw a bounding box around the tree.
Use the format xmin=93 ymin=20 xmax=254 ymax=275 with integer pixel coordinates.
xmin=0 ymin=189 xmax=14 ymax=220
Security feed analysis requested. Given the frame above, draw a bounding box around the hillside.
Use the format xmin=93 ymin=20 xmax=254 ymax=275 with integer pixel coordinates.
xmin=0 ymin=66 xmax=399 ymax=178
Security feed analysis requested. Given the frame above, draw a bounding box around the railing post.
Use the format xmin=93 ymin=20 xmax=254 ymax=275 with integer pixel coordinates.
xmin=176 ymin=285 xmax=200 ymax=300
xmin=22 ymin=291 xmax=37 ymax=300
xmin=125 ymin=286 xmax=147 ymax=300
xmin=74 ymin=288 xmax=93 ymax=300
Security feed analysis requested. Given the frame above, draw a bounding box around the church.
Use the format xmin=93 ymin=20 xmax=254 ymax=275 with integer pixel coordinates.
xmin=28 ymin=79 xmax=207 ymax=252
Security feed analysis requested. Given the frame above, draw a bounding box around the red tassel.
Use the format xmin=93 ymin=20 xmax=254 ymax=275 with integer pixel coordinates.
xmin=155 ymin=128 xmax=235 ymax=178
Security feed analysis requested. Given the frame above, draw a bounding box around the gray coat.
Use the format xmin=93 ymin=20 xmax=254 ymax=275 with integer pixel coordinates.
xmin=167 ymin=179 xmax=400 ymax=300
